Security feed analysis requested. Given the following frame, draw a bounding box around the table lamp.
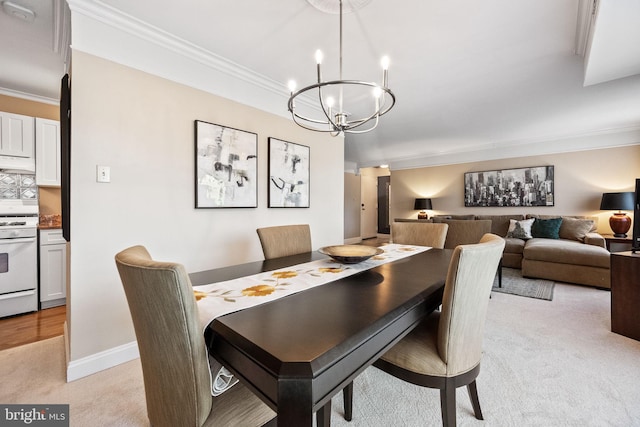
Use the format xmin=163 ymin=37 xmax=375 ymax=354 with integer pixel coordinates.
xmin=600 ymin=192 xmax=634 ymax=237
xmin=414 ymin=198 xmax=432 ymax=219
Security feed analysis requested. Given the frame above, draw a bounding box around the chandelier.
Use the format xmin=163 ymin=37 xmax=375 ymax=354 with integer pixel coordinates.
xmin=287 ymin=0 xmax=396 ymax=136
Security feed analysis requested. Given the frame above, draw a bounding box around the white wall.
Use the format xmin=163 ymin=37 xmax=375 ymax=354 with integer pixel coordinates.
xmin=344 ymin=173 xmax=361 ymax=241
xmin=68 ymin=51 xmax=343 ymax=379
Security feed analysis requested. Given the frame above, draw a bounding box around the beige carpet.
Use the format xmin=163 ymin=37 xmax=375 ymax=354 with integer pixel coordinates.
xmin=1 ymin=282 xmax=639 ymax=426
xmin=0 ymin=337 xmax=147 ymax=426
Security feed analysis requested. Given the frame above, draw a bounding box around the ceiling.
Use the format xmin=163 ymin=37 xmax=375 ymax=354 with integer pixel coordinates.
xmin=1 ymin=0 xmax=639 ymax=169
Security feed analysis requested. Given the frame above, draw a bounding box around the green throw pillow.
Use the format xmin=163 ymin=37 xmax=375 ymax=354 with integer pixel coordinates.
xmin=531 ymin=217 xmax=563 ymax=239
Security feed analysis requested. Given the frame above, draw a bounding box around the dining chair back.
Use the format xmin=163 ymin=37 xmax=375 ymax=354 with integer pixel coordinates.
xmin=372 ymin=233 xmax=506 ymax=426
xmin=115 ymin=245 xmax=275 ymax=427
xmin=436 ymin=219 xmax=493 ymax=249
xmin=391 ymin=222 xmax=449 ymax=248
xmin=257 ymin=224 xmax=312 ymax=259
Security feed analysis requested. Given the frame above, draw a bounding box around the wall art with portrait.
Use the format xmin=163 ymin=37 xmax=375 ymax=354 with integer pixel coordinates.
xmin=464 ymin=165 xmax=554 ymax=207
xmin=268 ymin=137 xmax=310 ymax=208
xmin=195 ymin=120 xmax=258 ymax=208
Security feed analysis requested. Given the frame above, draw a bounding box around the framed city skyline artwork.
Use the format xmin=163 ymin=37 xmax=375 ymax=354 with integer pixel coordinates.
xmin=464 ymin=165 xmax=554 ymax=207
xmin=195 ymin=120 xmax=258 ymax=208
xmin=268 ymin=137 xmax=310 ymax=208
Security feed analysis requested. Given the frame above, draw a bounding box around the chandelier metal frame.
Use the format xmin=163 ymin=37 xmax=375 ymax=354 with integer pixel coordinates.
xmin=287 ymin=0 xmax=396 ymax=136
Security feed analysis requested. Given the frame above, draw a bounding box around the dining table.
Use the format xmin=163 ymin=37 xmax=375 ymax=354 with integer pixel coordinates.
xmin=189 ymin=247 xmax=453 ymax=427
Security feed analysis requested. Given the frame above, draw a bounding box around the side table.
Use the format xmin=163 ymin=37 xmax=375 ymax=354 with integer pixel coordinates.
xmin=603 ymin=234 xmax=633 ymax=252
xmin=611 ymin=251 xmax=640 ymax=341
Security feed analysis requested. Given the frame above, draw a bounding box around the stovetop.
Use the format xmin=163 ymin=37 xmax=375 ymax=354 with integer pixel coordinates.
xmin=0 ymin=200 xmax=39 ymax=229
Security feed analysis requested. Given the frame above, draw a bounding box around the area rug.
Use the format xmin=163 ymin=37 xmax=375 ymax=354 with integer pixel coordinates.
xmin=492 ymin=267 xmax=555 ymax=301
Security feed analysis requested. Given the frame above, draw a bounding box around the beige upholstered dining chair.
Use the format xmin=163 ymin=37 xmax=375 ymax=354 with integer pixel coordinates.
xmin=115 ymin=245 xmax=276 ymax=427
xmin=391 ymin=221 xmax=449 ymax=248
xmin=433 ymin=219 xmax=502 ymax=287
xmin=371 ymin=233 xmax=505 ymax=426
xmin=257 ymin=224 xmax=312 ymax=259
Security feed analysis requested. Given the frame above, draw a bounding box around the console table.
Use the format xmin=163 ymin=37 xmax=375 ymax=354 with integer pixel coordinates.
xmin=603 ymin=234 xmax=633 ymax=253
xmin=611 ymin=251 xmax=640 ymax=341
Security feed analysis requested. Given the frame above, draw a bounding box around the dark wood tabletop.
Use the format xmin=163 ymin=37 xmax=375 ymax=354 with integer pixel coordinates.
xmin=190 ymin=248 xmax=453 ymax=426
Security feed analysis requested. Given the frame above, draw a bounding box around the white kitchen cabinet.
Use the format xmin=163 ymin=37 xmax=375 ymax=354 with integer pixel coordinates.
xmin=39 ymin=229 xmax=67 ymax=308
xmin=0 ymin=112 xmax=34 ymax=158
xmin=35 ymin=118 xmax=61 ymax=186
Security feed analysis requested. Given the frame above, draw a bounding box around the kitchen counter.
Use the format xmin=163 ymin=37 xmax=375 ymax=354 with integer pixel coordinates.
xmin=38 ymin=214 xmax=62 ymax=229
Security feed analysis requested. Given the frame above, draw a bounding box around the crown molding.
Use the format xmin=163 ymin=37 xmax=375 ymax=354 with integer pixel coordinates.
xmin=574 ymin=0 xmax=596 ymax=57
xmin=0 ymin=87 xmax=59 ymax=105
xmin=53 ymin=0 xmax=72 ymax=73
xmin=362 ymin=125 xmax=640 ymax=171
xmin=66 ymin=0 xmax=318 ymax=115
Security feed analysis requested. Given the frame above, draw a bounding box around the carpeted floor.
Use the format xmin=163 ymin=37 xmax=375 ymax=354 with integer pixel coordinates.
xmin=1 ymin=281 xmax=639 ymax=426
xmin=492 ymin=267 xmax=555 ymax=300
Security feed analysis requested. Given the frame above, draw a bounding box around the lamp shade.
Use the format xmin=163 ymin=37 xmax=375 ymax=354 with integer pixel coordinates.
xmin=600 ymin=192 xmax=634 ymax=237
xmin=600 ymin=192 xmax=634 ymax=211
xmin=414 ymin=198 xmax=432 ymax=210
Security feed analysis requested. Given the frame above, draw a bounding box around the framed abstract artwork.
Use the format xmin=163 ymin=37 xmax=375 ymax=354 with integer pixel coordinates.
xmin=464 ymin=165 xmax=554 ymax=207
xmin=268 ymin=137 xmax=310 ymax=208
xmin=195 ymin=120 xmax=258 ymax=208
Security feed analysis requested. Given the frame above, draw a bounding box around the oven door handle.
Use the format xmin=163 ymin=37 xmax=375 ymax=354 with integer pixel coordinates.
xmin=0 ymin=289 xmax=36 ymax=301
xmin=0 ymin=237 xmax=37 ymax=244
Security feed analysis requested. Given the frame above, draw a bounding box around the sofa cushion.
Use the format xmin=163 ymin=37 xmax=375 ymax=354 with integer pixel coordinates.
xmin=504 ymin=237 xmax=525 ymax=255
xmin=523 ymin=238 xmax=610 ymax=268
xmin=507 ymin=218 xmax=534 ymax=239
xmin=527 ymin=214 xmax=598 ymax=232
xmin=531 ymin=217 xmax=562 ymax=239
xmin=476 ymin=214 xmax=525 ymax=237
xmin=431 ymin=219 xmax=492 ymax=249
xmin=559 ymin=217 xmax=595 ymax=241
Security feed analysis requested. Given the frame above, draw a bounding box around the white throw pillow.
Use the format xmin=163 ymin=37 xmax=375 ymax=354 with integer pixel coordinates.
xmin=507 ymin=218 xmax=535 ymax=240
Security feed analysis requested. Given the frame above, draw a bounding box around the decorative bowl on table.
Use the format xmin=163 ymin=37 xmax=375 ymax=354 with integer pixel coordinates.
xmin=318 ymin=245 xmax=384 ymax=264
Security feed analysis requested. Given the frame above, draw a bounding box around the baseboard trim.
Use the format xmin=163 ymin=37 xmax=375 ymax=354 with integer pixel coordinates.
xmin=66 ymin=340 xmax=140 ymax=382
xmin=344 ymin=237 xmax=362 ymax=244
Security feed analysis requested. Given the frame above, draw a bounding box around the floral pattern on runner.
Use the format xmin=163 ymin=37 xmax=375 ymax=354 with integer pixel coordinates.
xmin=194 ymin=244 xmax=431 ymax=331
xmin=194 ymin=243 xmax=431 ymax=397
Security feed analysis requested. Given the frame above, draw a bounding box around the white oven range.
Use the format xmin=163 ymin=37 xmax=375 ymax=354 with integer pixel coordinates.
xmin=0 ymin=200 xmax=39 ymax=318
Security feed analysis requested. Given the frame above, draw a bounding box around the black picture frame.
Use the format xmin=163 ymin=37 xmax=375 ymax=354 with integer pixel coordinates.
xmin=464 ymin=165 xmax=554 ymax=207
xmin=268 ymin=137 xmax=310 ymax=208
xmin=194 ymin=120 xmax=258 ymax=208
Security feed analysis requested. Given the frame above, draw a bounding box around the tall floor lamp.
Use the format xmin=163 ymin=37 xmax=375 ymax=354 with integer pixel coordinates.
xmin=600 ymin=192 xmax=634 ymax=237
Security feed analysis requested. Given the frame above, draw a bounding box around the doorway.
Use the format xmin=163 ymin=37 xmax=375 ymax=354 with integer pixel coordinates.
xmin=359 ymin=167 xmax=391 ymax=240
xmin=377 ymin=176 xmax=390 ymax=234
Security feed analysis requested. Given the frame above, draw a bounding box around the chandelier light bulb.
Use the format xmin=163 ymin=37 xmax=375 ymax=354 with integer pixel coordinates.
xmin=288 ymin=80 xmax=297 ymax=93
xmin=372 ymin=86 xmax=383 ymax=98
xmin=326 ymin=96 xmax=335 ymax=108
xmin=381 ymin=56 xmax=390 ymax=70
xmin=315 ymin=49 xmax=324 ymax=65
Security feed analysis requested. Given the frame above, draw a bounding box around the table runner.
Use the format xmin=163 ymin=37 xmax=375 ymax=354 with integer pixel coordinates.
xmin=194 ymin=243 xmax=431 ymax=395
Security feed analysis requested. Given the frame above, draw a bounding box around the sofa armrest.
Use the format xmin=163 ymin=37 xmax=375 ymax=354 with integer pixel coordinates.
xmin=584 ymin=232 xmax=606 ymax=249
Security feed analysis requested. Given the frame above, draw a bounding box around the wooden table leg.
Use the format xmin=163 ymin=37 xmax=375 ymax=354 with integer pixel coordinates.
xmin=277 ymin=379 xmax=314 ymax=426
xmin=316 ymin=401 xmax=332 ymax=427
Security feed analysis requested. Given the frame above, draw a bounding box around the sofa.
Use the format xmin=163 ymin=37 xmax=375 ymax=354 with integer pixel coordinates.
xmin=428 ymin=214 xmax=611 ymax=289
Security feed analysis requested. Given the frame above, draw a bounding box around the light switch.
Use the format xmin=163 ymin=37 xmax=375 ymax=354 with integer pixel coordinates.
xmin=97 ymin=165 xmax=111 ymax=183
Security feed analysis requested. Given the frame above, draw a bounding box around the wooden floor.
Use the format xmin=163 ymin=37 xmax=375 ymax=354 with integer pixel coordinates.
xmin=360 ymin=235 xmax=390 ymax=247
xmin=0 ymin=305 xmax=66 ymax=351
